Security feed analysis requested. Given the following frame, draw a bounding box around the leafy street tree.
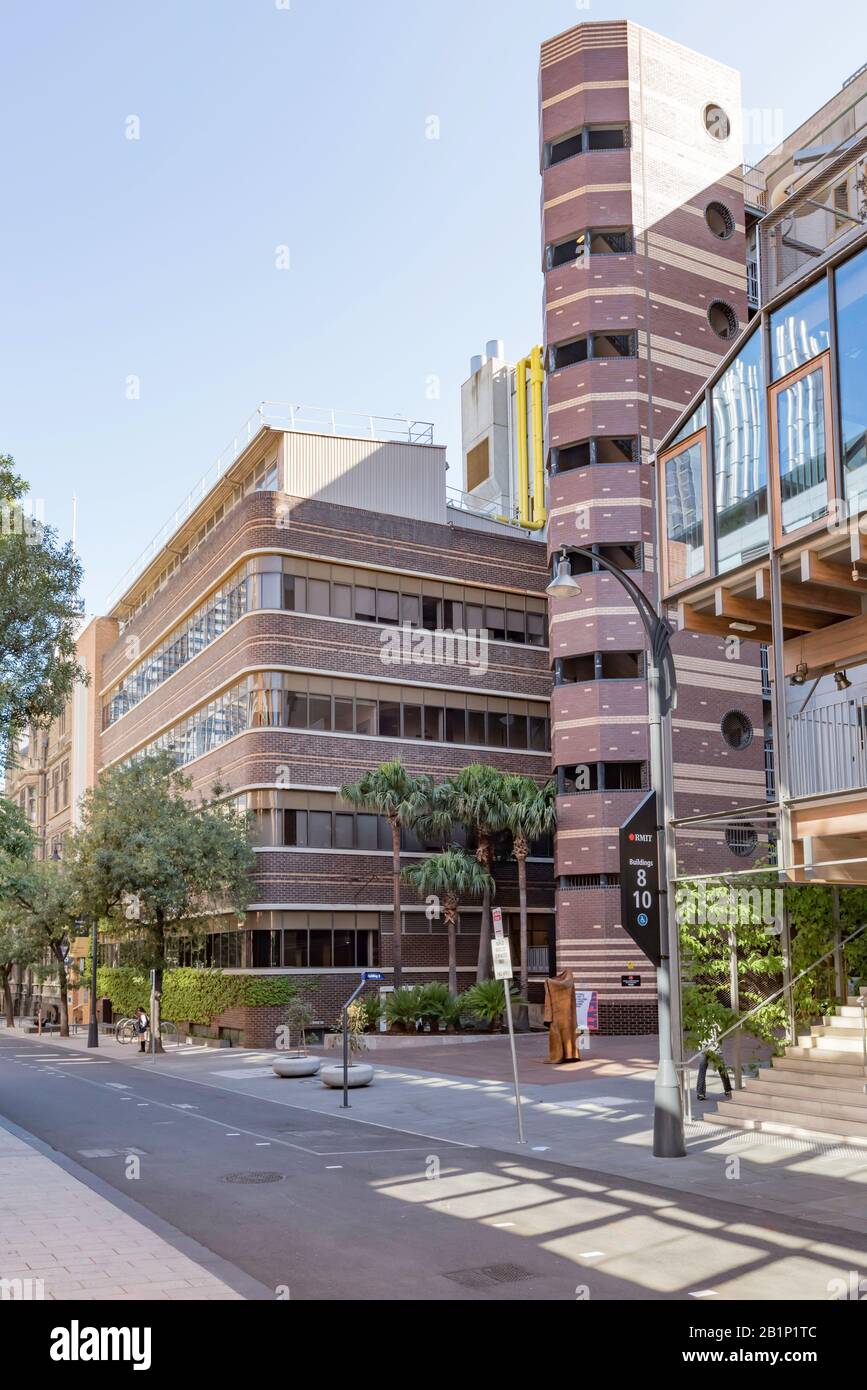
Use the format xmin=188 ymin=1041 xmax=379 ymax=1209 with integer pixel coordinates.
xmin=502 ymin=775 xmax=556 ymax=1025
xmin=0 ymin=795 xmax=39 ymax=1026
xmin=0 ymin=860 xmax=82 ymax=1036
xmin=402 ymin=848 xmax=493 ymax=996
xmin=71 ymin=753 xmax=255 ymax=1049
xmin=0 ymin=453 xmax=85 ymax=766
xmin=340 ymin=761 xmax=433 ymax=990
xmin=422 ymin=765 xmax=510 ymax=981
xmin=0 ymin=912 xmax=38 ymax=1028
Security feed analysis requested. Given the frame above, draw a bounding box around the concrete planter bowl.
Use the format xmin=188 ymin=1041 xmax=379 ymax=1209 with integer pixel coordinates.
xmin=320 ymin=1062 xmax=374 ymax=1090
xmin=272 ymin=1055 xmax=321 ymax=1079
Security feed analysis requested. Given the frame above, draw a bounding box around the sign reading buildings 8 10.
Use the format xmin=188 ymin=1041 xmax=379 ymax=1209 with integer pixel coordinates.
xmin=618 ymin=791 xmax=662 ymax=967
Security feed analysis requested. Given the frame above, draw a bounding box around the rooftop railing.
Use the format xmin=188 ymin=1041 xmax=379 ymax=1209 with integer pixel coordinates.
xmin=105 ymin=402 xmax=435 ymax=611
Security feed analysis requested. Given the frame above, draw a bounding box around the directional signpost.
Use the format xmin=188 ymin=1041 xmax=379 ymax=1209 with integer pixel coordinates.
xmin=619 ymin=791 xmax=663 ymax=967
xmin=491 ymin=934 xmax=526 ymax=1145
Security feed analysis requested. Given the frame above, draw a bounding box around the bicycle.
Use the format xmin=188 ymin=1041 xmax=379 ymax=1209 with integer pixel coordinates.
xmin=115 ymin=1017 xmax=179 ymax=1048
xmin=114 ymin=1017 xmax=138 ymax=1044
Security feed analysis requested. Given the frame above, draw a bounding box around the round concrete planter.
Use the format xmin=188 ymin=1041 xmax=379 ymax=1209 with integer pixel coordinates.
xmin=272 ymin=1055 xmax=321 ymax=1079
xmin=320 ymin=1062 xmax=374 ymax=1089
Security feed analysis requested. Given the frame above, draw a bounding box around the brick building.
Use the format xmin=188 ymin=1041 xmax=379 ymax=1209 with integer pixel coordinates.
xmin=8 ymin=409 xmax=555 ymax=1042
xmin=539 ymin=20 xmax=769 ymax=1031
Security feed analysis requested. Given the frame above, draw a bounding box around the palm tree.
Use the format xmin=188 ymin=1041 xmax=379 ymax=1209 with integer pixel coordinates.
xmin=502 ymin=775 xmax=556 ymax=1026
xmin=402 ymin=848 xmax=494 ymax=995
xmin=421 ymin=765 xmax=510 ymax=981
xmin=341 ymin=761 xmax=433 ymax=989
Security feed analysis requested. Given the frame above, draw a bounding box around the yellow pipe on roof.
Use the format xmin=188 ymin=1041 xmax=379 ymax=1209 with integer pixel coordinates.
xmin=515 ymin=355 xmax=531 ymax=529
xmin=529 ymin=344 xmax=547 ymax=529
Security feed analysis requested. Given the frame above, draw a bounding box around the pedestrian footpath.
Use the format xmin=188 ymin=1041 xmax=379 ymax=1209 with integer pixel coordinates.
xmin=0 ymin=1120 xmax=245 ymax=1301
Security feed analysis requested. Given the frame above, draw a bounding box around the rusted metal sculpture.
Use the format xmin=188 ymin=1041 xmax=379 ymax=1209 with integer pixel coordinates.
xmin=543 ymin=969 xmax=580 ymax=1064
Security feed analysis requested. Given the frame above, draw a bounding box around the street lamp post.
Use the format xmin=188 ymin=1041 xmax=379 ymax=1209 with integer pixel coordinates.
xmin=86 ymin=919 xmax=99 ymax=1048
xmin=547 ymin=547 xmax=685 ymax=1158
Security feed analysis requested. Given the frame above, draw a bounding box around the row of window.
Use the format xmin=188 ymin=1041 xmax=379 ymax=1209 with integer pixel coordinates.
xmin=557 ymin=651 xmax=645 ymax=683
xmin=134 ymin=672 xmax=551 ymax=768
xmin=549 ymin=332 xmax=637 ymax=371
xmin=167 ymin=911 xmax=554 ymax=972
xmin=552 ymin=437 xmax=639 ymax=472
xmin=234 ymin=790 xmax=553 ymax=857
xmin=663 ymin=241 xmax=867 ymax=584
xmin=121 ymin=455 xmax=280 ymax=627
xmin=544 ymin=123 xmax=629 ymax=168
xmin=546 ymin=228 xmax=633 ymax=269
xmin=559 ymin=761 xmax=648 ymax=793
xmin=104 ymin=556 xmax=548 ymax=728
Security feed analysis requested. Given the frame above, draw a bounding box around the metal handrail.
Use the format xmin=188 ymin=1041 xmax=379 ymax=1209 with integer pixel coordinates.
xmin=683 ymin=919 xmax=867 ymax=1071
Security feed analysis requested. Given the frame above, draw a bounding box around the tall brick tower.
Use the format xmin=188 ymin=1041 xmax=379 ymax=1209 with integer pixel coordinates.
xmin=540 ymin=20 xmax=766 ymax=1032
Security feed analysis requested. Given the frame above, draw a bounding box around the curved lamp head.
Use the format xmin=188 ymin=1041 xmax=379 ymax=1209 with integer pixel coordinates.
xmin=546 ymin=548 xmax=583 ymax=598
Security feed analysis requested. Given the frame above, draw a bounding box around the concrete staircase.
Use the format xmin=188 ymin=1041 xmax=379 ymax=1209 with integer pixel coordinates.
xmin=705 ymin=991 xmax=867 ymax=1144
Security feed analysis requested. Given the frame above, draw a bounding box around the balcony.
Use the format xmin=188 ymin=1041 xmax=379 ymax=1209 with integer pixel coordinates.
xmin=789 ymin=695 xmax=867 ymax=798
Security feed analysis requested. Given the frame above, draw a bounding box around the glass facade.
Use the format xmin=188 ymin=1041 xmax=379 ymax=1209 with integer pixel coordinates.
xmin=770 ymin=276 xmax=831 ymax=380
xmin=664 ymin=439 xmax=705 ymax=587
xmin=836 ymin=244 xmax=867 ymax=505
xmin=133 ymin=672 xmax=550 ymax=767
xmin=104 ymin=557 xmax=548 ymax=728
xmin=659 ymin=240 xmax=867 ymax=602
xmin=712 ymin=329 xmax=769 ymax=571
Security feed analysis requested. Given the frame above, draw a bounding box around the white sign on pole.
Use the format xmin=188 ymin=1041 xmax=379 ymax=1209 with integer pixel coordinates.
xmin=492 ymin=938 xmax=513 ymax=981
xmin=492 ymin=907 xmax=505 ymax=941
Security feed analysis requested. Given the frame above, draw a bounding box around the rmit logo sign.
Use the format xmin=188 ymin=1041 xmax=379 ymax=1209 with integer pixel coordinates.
xmin=628 ymin=833 xmax=654 ymax=844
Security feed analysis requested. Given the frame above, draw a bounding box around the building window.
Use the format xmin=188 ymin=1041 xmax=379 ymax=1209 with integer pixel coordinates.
xmin=550 ymin=332 xmax=636 ymax=369
xmin=770 ymin=276 xmax=831 ymax=381
xmin=545 ymin=125 xmax=629 ymax=167
xmin=707 ymin=300 xmax=739 ymax=339
xmin=704 ymin=201 xmax=735 ymax=239
xmin=721 ymin=710 xmax=754 ymax=750
xmin=726 ymin=823 xmax=758 ymax=857
xmin=769 ymin=354 xmax=833 ymax=540
xmin=546 ymin=228 xmax=632 ymax=269
xmin=553 ymin=437 xmax=638 ymax=472
xmin=703 ymin=103 xmax=731 ymax=140
xmin=661 ymin=434 xmax=708 ymax=591
xmin=547 ymin=130 xmax=583 ymax=166
xmin=712 ymin=329 xmax=768 ymax=572
xmin=837 ymin=245 xmax=867 ymax=503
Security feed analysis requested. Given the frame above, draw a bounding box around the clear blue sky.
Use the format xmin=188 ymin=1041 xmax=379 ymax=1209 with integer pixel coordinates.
xmin=1 ymin=0 xmax=864 ymax=616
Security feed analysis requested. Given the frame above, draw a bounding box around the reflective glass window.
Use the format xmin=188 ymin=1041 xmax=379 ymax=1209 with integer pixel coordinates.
xmin=770 ymin=276 xmax=831 ymax=380
xmin=712 ymin=330 xmax=768 ymax=572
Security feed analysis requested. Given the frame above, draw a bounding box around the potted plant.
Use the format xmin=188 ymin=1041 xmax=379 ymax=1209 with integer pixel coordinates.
xmin=385 ymin=986 xmax=423 ymax=1034
xmin=461 ymin=980 xmax=526 ymax=1034
xmin=417 ymin=982 xmax=452 ymax=1033
xmin=321 ymin=1002 xmax=374 ymax=1089
xmin=272 ymin=1000 xmax=321 ymax=1078
xmin=361 ymin=993 xmax=384 ymax=1033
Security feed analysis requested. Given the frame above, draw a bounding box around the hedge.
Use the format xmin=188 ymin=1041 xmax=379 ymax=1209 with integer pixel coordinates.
xmin=95 ymin=966 xmax=315 ymax=1024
